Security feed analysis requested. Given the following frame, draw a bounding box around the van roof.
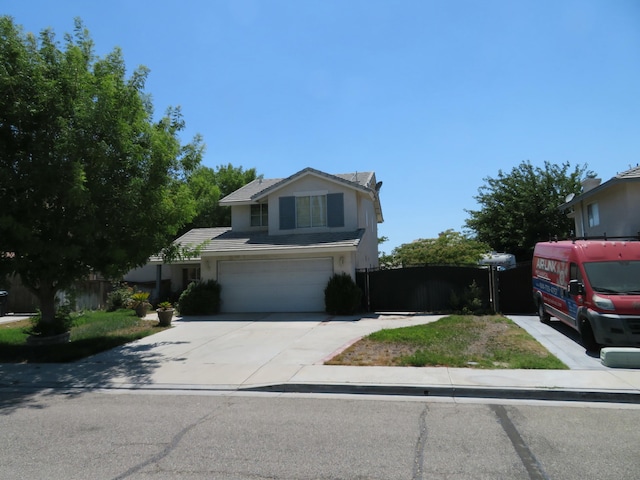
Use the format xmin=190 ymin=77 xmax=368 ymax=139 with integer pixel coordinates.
xmin=534 ymin=240 xmax=640 ymax=262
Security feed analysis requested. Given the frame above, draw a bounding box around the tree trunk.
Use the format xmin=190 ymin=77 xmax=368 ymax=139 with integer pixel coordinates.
xmin=35 ymin=283 xmax=57 ymax=325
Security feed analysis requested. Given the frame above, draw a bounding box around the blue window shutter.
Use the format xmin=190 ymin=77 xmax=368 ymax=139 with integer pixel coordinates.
xmin=279 ymin=196 xmax=296 ymax=229
xmin=327 ymin=193 xmax=344 ymax=227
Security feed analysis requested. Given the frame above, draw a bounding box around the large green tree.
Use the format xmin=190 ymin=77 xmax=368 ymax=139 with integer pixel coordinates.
xmin=464 ymin=160 xmax=590 ymax=260
xmin=184 ymin=163 xmax=257 ymax=230
xmin=0 ymin=17 xmax=203 ymax=327
xmin=386 ymin=230 xmax=490 ymax=267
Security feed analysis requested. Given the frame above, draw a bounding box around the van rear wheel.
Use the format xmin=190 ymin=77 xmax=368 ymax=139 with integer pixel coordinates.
xmin=537 ymin=300 xmax=551 ymax=323
xmin=579 ymin=317 xmax=599 ymax=352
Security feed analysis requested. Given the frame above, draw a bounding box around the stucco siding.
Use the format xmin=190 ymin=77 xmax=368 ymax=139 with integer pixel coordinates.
xmin=268 ymin=177 xmax=359 ymax=235
xmin=355 ymin=195 xmax=379 ymax=269
xmin=573 ymin=182 xmax=640 ymax=238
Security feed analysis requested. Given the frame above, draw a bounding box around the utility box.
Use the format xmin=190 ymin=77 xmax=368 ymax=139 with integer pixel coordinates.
xmin=601 ymin=347 xmax=640 ymax=368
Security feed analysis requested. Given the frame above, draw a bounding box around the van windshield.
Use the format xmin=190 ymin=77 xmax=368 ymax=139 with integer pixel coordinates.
xmin=583 ymin=261 xmax=640 ymax=294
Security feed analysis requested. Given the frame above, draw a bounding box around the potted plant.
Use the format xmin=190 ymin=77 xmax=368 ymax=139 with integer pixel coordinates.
xmin=156 ymin=301 xmax=174 ymax=326
xmin=130 ymin=292 xmax=151 ymax=318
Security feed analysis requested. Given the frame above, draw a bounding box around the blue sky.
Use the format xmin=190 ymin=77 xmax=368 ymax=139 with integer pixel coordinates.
xmin=4 ymin=1 xmax=640 ymax=255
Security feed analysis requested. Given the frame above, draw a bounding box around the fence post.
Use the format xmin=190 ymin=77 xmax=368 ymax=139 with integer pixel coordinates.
xmin=489 ymin=266 xmax=500 ymax=313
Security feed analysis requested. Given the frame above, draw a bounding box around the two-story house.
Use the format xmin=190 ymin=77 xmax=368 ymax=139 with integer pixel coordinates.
xmin=559 ymin=165 xmax=640 ymax=239
xmin=145 ymin=167 xmax=383 ymax=313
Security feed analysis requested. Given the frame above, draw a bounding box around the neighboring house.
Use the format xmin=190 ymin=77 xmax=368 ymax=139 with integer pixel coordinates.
xmin=559 ymin=165 xmax=640 ymax=239
xmin=141 ymin=167 xmax=383 ymax=313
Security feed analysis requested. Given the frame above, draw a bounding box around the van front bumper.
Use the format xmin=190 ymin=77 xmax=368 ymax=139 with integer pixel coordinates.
xmin=587 ymin=310 xmax=640 ymax=347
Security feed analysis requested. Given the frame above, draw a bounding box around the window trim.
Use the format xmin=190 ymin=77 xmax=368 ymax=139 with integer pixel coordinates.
xmin=296 ymin=194 xmax=327 ymax=228
xmin=279 ymin=192 xmax=344 ymax=230
xmin=250 ymin=203 xmax=268 ymax=227
xmin=587 ymin=202 xmax=600 ymax=227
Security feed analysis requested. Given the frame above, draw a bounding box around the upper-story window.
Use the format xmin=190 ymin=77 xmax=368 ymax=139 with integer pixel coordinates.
xmin=279 ymin=192 xmax=344 ymax=230
xmin=296 ymin=195 xmax=326 ymax=228
xmin=587 ymin=202 xmax=599 ymax=227
xmin=250 ymin=203 xmax=268 ymax=227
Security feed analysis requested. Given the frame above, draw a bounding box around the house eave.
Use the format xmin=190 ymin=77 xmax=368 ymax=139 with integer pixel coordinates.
xmin=559 ymin=175 xmax=640 ymax=211
xmin=148 ymin=257 xmax=202 ymax=265
xmin=252 ymin=168 xmax=373 ymax=202
xmin=201 ymin=244 xmax=359 ymax=257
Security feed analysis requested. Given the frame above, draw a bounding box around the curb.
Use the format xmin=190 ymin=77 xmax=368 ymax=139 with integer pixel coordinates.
xmin=242 ymin=383 xmax=640 ymax=404
xmin=2 ymin=380 xmax=639 ymax=404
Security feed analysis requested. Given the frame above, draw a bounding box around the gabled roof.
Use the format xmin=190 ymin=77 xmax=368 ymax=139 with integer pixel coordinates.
xmin=150 ymin=227 xmax=365 ymax=262
xmin=219 ymin=167 xmax=376 ymax=205
xmin=149 ymin=227 xmax=230 ymax=262
xmin=617 ymin=165 xmax=640 ymax=180
xmin=560 ymin=165 xmax=640 ymax=210
xmin=218 ymin=178 xmax=283 ymax=205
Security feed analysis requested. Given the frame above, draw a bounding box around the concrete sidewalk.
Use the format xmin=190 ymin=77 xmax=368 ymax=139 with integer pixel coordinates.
xmin=1 ymin=313 xmax=639 ymax=403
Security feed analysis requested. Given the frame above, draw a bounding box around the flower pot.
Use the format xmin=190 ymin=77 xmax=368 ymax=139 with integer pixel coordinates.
xmin=135 ymin=303 xmax=150 ymax=318
xmin=157 ymin=308 xmax=174 ymax=326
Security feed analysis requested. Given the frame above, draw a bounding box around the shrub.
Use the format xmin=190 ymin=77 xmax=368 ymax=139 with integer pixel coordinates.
xmin=177 ymin=280 xmax=221 ymax=315
xmin=106 ymin=283 xmax=134 ymax=311
xmin=27 ymin=305 xmax=75 ymax=336
xmin=449 ymin=280 xmax=489 ymax=315
xmin=324 ymin=273 xmax=362 ymax=315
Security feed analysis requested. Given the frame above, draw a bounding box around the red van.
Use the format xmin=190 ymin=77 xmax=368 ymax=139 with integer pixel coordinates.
xmin=532 ymin=239 xmax=640 ymax=350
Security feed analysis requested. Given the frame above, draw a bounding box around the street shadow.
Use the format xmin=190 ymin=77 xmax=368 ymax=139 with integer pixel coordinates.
xmin=0 ymin=339 xmax=189 ymax=415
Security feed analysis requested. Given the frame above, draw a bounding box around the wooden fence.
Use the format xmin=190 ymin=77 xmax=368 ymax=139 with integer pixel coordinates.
xmin=2 ymin=275 xmax=112 ymax=313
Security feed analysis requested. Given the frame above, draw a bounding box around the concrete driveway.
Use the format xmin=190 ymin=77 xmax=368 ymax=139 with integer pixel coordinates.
xmin=82 ymin=312 xmax=445 ymax=388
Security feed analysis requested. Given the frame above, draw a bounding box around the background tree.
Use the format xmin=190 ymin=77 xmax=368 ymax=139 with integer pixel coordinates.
xmin=389 ymin=230 xmax=490 ymax=267
xmin=183 ymin=163 xmax=257 ymax=231
xmin=464 ymin=160 xmax=590 ymax=260
xmin=184 ymin=166 xmax=221 ymax=229
xmin=0 ymin=17 xmax=203 ymax=328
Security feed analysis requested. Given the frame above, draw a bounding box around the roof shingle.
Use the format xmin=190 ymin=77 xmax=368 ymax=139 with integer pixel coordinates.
xmin=151 ymin=228 xmax=364 ymax=262
xmin=616 ymin=165 xmax=640 ymax=179
xmin=219 ymin=167 xmax=375 ymax=205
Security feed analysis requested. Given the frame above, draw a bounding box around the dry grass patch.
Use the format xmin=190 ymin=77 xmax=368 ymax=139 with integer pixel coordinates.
xmin=326 ymin=315 xmax=567 ymax=369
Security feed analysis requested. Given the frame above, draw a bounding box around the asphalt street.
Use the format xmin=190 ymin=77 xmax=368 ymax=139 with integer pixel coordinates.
xmin=1 ymin=391 xmax=639 ymax=480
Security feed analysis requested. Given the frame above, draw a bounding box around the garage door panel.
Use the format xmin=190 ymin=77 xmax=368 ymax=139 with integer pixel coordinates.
xmin=218 ymin=258 xmax=333 ymax=312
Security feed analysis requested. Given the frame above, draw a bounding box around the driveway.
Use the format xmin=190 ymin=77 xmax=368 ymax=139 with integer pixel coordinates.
xmin=81 ymin=312 xmax=445 ymax=388
xmin=68 ymin=312 xmax=616 ymax=389
xmin=508 ymin=315 xmax=607 ymax=370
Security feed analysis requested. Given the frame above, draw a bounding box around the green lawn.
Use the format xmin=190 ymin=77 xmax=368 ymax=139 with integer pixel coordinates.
xmin=326 ymin=315 xmax=568 ymax=369
xmin=0 ymin=309 xmax=169 ymax=363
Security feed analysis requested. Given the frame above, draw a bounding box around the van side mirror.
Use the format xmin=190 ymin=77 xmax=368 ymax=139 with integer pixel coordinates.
xmin=568 ymin=280 xmax=584 ymax=296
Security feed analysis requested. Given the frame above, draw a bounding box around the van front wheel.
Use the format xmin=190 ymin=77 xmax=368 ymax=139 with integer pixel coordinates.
xmin=579 ymin=317 xmax=599 ymax=352
xmin=537 ymin=300 xmax=551 ymax=323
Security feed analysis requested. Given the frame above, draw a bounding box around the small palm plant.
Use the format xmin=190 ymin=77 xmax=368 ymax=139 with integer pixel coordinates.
xmin=157 ymin=301 xmax=173 ymax=311
xmin=156 ymin=301 xmax=174 ymax=326
xmin=129 ymin=292 xmax=151 ymax=317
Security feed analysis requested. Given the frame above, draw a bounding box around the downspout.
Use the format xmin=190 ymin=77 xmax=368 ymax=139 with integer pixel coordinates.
xmin=578 ymin=200 xmax=586 ymax=237
xmin=155 ymin=264 xmax=162 ymax=303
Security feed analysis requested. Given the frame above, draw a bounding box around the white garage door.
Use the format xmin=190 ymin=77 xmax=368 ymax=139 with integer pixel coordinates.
xmin=218 ymin=258 xmax=334 ymax=313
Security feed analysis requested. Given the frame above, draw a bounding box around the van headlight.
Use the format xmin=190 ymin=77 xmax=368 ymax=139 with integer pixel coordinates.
xmin=593 ymin=294 xmax=615 ymax=311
